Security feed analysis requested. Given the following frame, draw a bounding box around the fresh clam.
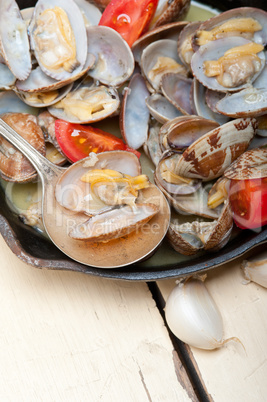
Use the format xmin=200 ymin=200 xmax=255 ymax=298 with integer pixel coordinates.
xmin=167 ymin=200 xmax=233 ymax=255
xmin=191 ymin=37 xmax=265 ymax=92
xmin=29 ymin=0 xmax=88 ymax=81
xmin=48 ymin=80 xmax=120 ymax=124
xmin=55 ymin=151 xmax=142 ymax=216
xmin=192 ymin=7 xmax=267 ymax=50
xmin=141 ymin=39 xmax=188 ymax=92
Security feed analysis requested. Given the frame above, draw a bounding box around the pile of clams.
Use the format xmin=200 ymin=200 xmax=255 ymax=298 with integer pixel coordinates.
xmin=0 ymin=0 xmax=266 ymax=260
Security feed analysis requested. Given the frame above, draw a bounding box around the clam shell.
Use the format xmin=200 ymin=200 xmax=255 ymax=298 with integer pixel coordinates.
xmin=224 ymin=148 xmax=267 ymax=180
xmin=74 ymin=0 xmax=102 ymax=26
xmin=0 ymin=0 xmax=31 ymax=80
xmin=143 ymin=122 xmax=163 ymax=166
xmin=155 ymin=175 xmax=221 ymax=219
xmin=193 ymin=78 xmax=230 ymax=125
xmin=0 ymin=113 xmax=45 ymax=182
xmin=87 ymin=26 xmax=134 ymax=87
xmin=69 ymin=203 xmax=159 ymax=242
xmin=149 ymin=0 xmax=191 ymax=30
xmin=165 ymin=116 xmax=220 ymax=151
xmin=167 ymin=201 xmax=233 ymax=255
xmin=48 ymin=83 xmax=120 ymax=124
xmin=16 ymin=83 xmax=73 ymax=108
xmin=29 ymin=0 xmax=87 ymax=81
xmin=132 ymin=21 xmax=188 ymax=65
xmin=16 ymin=54 xmax=95 ymax=93
xmin=191 ymin=37 xmax=265 ymax=93
xmin=55 ymin=151 xmax=142 ymax=216
xmin=216 ymin=87 xmax=267 ymax=118
xmin=177 ymin=21 xmax=202 ymax=69
xmin=175 ymin=118 xmax=257 ymax=181
xmin=0 ymin=63 xmax=16 ymax=89
xmin=161 ymin=73 xmax=195 ymax=115
xmin=145 ymin=94 xmax=183 ymax=124
xmin=120 ymin=74 xmax=150 ymax=150
xmin=155 ymin=151 xmax=201 ymax=196
xmin=141 ymin=39 xmax=187 ymax=92
xmin=192 ymin=7 xmax=267 ymax=51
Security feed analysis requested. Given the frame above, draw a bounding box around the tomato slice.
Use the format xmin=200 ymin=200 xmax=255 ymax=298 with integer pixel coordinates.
xmin=98 ymin=0 xmax=159 ymax=47
xmin=229 ymin=178 xmax=267 ymax=229
xmin=55 ymin=120 xmax=140 ymax=162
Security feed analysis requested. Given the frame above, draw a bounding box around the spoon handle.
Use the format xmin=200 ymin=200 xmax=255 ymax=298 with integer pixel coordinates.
xmin=0 ymin=118 xmax=65 ymax=182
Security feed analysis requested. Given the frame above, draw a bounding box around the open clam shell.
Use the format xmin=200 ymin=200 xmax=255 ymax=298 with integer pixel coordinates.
xmin=74 ymin=0 xmax=102 ymax=27
xmin=141 ymin=39 xmax=188 ymax=92
xmin=15 ymin=83 xmax=74 ymax=108
xmin=55 ymin=151 xmax=142 ymax=216
xmin=15 ymin=54 xmax=95 ymax=93
xmin=0 ymin=0 xmax=32 ymax=80
xmin=163 ymin=116 xmax=220 ymax=151
xmin=191 ymin=37 xmax=265 ymax=93
xmin=29 ymin=0 xmax=87 ymax=81
xmin=145 ymin=94 xmax=183 ymax=124
xmin=192 ymin=7 xmax=267 ymax=51
xmin=177 ymin=21 xmax=202 ymax=69
xmin=69 ymin=203 xmax=160 ymax=242
xmin=87 ymin=26 xmax=134 ymax=87
xmin=155 ymin=177 xmax=222 ymax=219
xmin=120 ymin=73 xmax=150 ymax=150
xmin=193 ymin=78 xmax=230 ymax=124
xmin=48 ymin=82 xmax=120 ymax=124
xmin=155 ymin=151 xmax=202 ymax=196
xmin=132 ymin=21 xmax=188 ymax=65
xmin=175 ymin=118 xmax=257 ymax=181
xmin=161 ymin=73 xmax=195 ymax=115
xmin=167 ymin=200 xmax=233 ymax=256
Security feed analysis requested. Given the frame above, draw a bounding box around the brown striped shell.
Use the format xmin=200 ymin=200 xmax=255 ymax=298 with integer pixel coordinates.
xmin=0 ymin=113 xmax=46 ymax=182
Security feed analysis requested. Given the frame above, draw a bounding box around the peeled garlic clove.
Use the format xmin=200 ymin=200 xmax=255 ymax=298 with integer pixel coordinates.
xmin=165 ymin=278 xmax=224 ymax=350
xmin=241 ymin=253 xmax=267 ymax=288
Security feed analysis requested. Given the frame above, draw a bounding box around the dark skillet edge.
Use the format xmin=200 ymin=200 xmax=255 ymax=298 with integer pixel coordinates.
xmin=0 ymin=210 xmax=266 ymax=281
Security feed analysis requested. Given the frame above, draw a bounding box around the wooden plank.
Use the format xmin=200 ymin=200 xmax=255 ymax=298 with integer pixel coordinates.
xmin=0 ymin=235 xmax=197 ymax=401
xmin=157 ymin=255 xmax=267 ymax=402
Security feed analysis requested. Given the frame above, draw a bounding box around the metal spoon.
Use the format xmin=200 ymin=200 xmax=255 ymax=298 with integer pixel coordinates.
xmin=0 ymin=118 xmax=170 ymax=268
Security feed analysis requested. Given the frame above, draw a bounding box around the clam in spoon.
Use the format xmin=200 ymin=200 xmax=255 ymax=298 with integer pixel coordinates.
xmin=0 ymin=118 xmax=170 ymax=268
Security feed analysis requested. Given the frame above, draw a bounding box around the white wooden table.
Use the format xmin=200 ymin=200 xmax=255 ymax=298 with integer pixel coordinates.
xmin=0 ymin=232 xmax=266 ymax=401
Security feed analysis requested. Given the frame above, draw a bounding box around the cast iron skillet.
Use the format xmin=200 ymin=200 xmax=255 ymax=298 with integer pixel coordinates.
xmin=0 ymin=0 xmax=266 ymax=281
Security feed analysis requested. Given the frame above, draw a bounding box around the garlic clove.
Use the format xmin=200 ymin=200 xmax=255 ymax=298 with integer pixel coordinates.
xmin=241 ymin=253 xmax=267 ymax=288
xmin=165 ymin=277 xmax=224 ymax=350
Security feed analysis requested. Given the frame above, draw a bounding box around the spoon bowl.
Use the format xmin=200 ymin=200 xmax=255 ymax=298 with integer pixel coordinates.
xmin=0 ymin=118 xmax=170 ymax=268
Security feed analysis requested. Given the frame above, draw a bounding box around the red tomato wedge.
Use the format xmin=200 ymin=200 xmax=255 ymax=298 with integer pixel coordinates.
xmin=229 ymin=178 xmax=267 ymax=230
xmin=55 ymin=120 xmax=140 ymax=163
xmin=98 ymin=0 xmax=159 ymax=47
